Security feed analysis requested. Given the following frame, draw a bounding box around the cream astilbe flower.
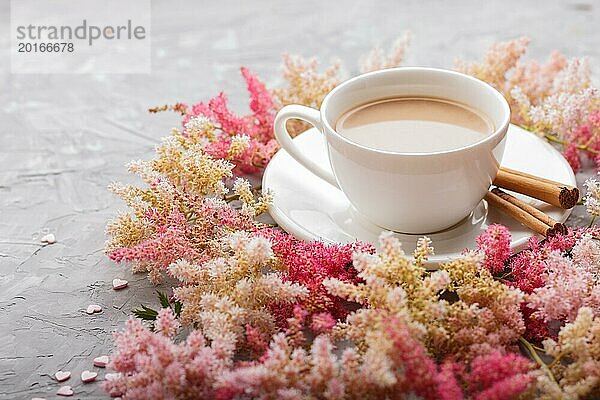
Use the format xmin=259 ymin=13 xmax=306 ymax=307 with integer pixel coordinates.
xmin=153 ymin=135 xmax=234 ymax=197
xmin=359 ymin=31 xmax=411 ymax=73
xmin=170 ymin=231 xmax=308 ymax=348
xmin=414 ymin=236 xmax=434 ymax=266
xmin=456 ymin=37 xmax=530 ymax=91
xmin=457 ymin=38 xmax=600 ymax=173
xmin=537 ymin=307 xmax=600 ymax=399
xmin=272 ymin=54 xmax=341 ymax=136
xmin=325 ymin=232 xmax=525 ymax=360
xmin=232 ymin=177 xmax=253 ymax=205
xmin=105 ymin=211 xmax=154 ymax=253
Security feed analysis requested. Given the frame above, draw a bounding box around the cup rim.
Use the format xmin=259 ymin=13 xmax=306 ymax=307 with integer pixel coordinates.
xmin=320 ymin=66 xmax=511 ymax=157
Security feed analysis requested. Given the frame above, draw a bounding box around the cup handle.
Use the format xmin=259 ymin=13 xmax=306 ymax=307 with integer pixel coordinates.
xmin=274 ymin=104 xmax=340 ymax=188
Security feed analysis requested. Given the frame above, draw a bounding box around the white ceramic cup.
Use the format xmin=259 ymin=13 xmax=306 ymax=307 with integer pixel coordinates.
xmin=274 ymin=67 xmax=510 ymax=234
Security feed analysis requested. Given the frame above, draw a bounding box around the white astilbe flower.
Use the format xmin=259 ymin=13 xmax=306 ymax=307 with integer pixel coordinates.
xmin=529 ymin=87 xmax=598 ymax=138
xmin=552 ymin=58 xmax=591 ymax=94
xmin=571 ymin=235 xmax=600 ymax=275
xmin=424 ymin=270 xmax=451 ymax=293
xmin=228 ymin=134 xmax=251 ymax=158
xmin=184 ymin=115 xmax=214 ymax=135
xmin=584 ymin=177 xmax=600 ymax=217
xmin=379 ymin=231 xmax=405 ymax=259
xmin=244 ymin=236 xmax=274 ymax=265
xmin=413 ymin=236 xmax=434 ymax=265
xmin=172 ymin=230 xmax=306 ymax=344
xmin=205 ymin=257 xmax=230 ymax=278
xmin=233 ymin=177 xmax=254 ymax=204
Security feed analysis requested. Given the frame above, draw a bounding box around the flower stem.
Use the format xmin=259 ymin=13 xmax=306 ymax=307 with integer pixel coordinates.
xmin=589 ymin=215 xmax=597 ymax=228
xmin=519 ymin=337 xmax=559 ymax=388
xmin=544 ymin=134 xmax=598 ymax=155
xmin=224 ymin=194 xmax=240 ymax=203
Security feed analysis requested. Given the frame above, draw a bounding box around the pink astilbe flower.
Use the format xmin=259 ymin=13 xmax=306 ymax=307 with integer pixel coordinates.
xmin=154 ymin=307 xmax=181 ymax=339
xmin=310 ymin=312 xmax=336 ymax=334
xmin=459 ymin=38 xmax=600 ymax=172
xmin=506 ymin=229 xmax=600 ymax=340
xmin=180 ymin=68 xmax=278 ymax=173
xmin=563 ymin=143 xmax=582 ymax=172
xmin=383 ymin=316 xmax=463 ymax=400
xmin=571 ymin=234 xmax=600 ymax=268
xmin=528 ymin=250 xmax=599 ymax=322
xmin=104 ymin=313 xmax=225 ymax=399
xmin=108 ymin=207 xmax=201 ymax=283
xmin=241 ymin=67 xmax=275 ymax=142
xmin=217 ymin=316 xmax=464 ymax=400
xmin=244 ymin=324 xmax=269 ymax=357
xmin=474 ymin=224 xmax=512 ymax=273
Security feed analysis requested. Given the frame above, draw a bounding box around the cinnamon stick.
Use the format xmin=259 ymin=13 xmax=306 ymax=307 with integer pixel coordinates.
xmin=484 ymin=190 xmax=559 ymax=237
xmin=493 ymin=167 xmax=579 ymax=209
xmin=490 ymin=188 xmax=567 ymax=235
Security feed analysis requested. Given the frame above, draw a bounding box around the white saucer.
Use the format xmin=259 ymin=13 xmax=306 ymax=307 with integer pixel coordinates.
xmin=262 ymin=124 xmax=576 ymax=266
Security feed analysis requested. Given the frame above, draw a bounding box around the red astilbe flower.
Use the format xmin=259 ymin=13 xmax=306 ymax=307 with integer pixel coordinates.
xmin=260 ymin=228 xmax=374 ymax=329
xmin=241 ymin=67 xmax=276 ymax=143
xmin=463 ymin=351 xmax=536 ymax=400
xmin=475 ymin=224 xmax=512 ymax=273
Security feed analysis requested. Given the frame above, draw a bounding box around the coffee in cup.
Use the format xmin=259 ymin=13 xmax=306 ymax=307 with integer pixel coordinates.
xmin=335 ymin=97 xmax=494 ymax=153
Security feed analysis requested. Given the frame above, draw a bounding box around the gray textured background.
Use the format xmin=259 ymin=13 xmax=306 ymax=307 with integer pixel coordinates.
xmin=1 ymin=0 xmax=599 ymax=398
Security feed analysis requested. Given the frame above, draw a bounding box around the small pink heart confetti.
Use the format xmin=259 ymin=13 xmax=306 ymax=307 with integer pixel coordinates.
xmin=112 ymin=278 xmax=128 ymax=290
xmin=85 ymin=304 xmax=102 ymax=315
xmin=81 ymin=370 xmax=97 ymax=383
xmin=54 ymin=370 xmax=71 ymax=382
xmin=93 ymin=355 xmax=109 ymax=368
xmin=40 ymin=233 xmax=56 ymax=244
xmin=56 ymin=385 xmax=73 ymax=396
xmin=104 ymin=372 xmax=121 ymax=381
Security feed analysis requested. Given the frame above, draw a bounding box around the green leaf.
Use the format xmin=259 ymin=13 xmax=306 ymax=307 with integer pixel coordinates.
xmin=173 ymin=300 xmax=182 ymax=317
xmin=132 ymin=304 xmax=159 ymax=321
xmin=156 ymin=290 xmax=171 ymax=309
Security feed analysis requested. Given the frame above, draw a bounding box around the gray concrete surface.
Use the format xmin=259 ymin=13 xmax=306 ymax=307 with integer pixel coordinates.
xmin=0 ymin=0 xmax=598 ymax=398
